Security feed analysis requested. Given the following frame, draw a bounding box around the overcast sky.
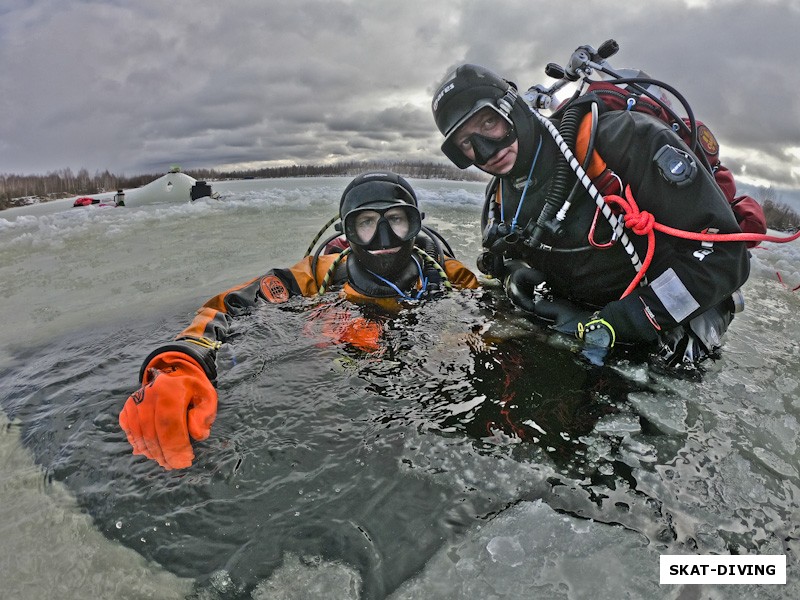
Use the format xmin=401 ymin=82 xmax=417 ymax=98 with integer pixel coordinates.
xmin=2 ymin=0 xmax=799 ymax=192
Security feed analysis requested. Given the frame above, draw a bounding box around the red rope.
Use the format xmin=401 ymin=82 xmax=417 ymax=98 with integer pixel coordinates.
xmin=602 ymin=187 xmax=654 ymax=298
xmin=601 ymin=185 xmax=800 ymax=298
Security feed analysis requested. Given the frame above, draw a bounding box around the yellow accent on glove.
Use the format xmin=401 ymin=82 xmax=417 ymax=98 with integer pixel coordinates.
xmin=577 ymin=314 xmax=616 ymax=348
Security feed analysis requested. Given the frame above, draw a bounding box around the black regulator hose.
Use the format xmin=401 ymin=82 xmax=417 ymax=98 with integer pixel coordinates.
xmin=311 ymin=232 xmax=347 ymax=277
xmin=480 ymin=177 xmax=499 ymax=234
xmin=420 ymin=226 xmax=449 ymax=262
xmin=590 ymin=74 xmax=711 ymax=174
xmin=524 ymin=102 xmax=584 ymax=246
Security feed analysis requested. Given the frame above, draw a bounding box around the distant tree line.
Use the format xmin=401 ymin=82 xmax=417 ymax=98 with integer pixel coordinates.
xmin=756 ymin=186 xmax=800 ymax=232
xmin=188 ymin=160 xmax=489 ymax=183
xmin=0 ymin=160 xmax=488 ymax=210
xmin=761 ymin=200 xmax=800 ymax=232
xmin=3 ymin=163 xmax=800 ymax=232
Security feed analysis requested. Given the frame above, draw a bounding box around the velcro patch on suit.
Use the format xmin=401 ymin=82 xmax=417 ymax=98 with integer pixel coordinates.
xmin=697 ymin=123 xmax=719 ymax=157
xmin=650 ymin=268 xmax=700 ymax=323
xmin=260 ymin=275 xmax=290 ymax=303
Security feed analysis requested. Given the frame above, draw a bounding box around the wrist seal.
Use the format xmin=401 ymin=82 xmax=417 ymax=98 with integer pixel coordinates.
xmin=139 ymin=339 xmax=219 ymax=384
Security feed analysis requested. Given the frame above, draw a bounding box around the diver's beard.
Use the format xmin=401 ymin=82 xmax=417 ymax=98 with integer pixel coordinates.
xmin=356 ymin=242 xmax=414 ymax=278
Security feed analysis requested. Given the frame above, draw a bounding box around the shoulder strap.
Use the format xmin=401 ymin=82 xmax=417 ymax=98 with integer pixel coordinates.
xmin=574 ymin=112 xmax=623 ymax=197
xmin=574 ymin=113 xmax=607 ymax=179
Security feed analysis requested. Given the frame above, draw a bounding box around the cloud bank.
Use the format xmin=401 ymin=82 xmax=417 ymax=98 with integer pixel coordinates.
xmin=2 ymin=0 xmax=798 ymax=190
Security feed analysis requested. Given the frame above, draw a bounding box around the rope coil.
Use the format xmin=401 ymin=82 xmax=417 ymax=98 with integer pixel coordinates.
xmin=604 ymin=184 xmax=800 ymax=297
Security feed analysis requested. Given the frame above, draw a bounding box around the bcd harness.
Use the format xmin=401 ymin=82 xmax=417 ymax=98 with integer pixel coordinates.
xmin=482 ymin=99 xmax=800 ymax=300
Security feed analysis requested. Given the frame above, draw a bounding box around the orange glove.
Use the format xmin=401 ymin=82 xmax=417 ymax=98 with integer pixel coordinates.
xmin=119 ymin=351 xmax=217 ymax=470
xmin=336 ymin=317 xmax=384 ymax=353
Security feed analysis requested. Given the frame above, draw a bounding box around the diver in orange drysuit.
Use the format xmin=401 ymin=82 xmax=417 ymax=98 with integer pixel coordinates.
xmin=119 ymin=171 xmax=479 ymax=470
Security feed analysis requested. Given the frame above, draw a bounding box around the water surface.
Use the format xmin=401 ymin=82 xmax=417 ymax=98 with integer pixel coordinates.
xmin=1 ymin=177 xmax=798 ymax=599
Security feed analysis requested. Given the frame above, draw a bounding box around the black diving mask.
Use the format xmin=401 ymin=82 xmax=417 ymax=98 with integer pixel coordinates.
xmin=441 ymin=104 xmax=517 ymax=168
xmin=469 ymin=128 xmax=517 ymax=165
xmin=343 ymin=203 xmax=422 ymax=248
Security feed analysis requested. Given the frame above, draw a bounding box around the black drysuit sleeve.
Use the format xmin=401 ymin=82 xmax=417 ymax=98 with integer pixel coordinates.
xmin=593 ymin=111 xmax=750 ymax=344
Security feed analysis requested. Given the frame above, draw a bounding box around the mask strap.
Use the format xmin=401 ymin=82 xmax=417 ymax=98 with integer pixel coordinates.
xmin=497 ymin=85 xmax=518 ymax=116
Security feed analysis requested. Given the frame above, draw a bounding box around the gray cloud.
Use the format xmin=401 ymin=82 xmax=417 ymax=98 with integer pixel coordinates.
xmin=2 ymin=0 xmax=799 ymax=191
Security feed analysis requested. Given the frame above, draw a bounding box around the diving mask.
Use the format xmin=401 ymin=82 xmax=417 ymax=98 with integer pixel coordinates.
xmin=343 ymin=203 xmax=422 ymax=248
xmin=442 ymin=105 xmax=517 ymax=167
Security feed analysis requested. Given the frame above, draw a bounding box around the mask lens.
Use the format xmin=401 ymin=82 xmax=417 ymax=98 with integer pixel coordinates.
xmin=467 ymin=108 xmax=510 ymax=141
xmin=350 ymin=210 xmax=381 ymax=244
xmin=444 ymin=106 xmax=513 ymax=166
xmin=344 ymin=205 xmax=421 ymax=246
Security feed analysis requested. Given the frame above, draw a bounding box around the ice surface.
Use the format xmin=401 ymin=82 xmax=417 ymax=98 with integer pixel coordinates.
xmin=250 ymin=554 xmax=362 ymax=600
xmin=389 ymin=500 xmax=660 ymax=600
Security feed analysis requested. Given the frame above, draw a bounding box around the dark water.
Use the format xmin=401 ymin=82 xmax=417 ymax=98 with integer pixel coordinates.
xmin=1 ymin=288 xmax=651 ymax=598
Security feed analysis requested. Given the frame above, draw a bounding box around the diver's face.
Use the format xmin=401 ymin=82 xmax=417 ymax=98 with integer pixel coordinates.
xmin=452 ymin=107 xmax=518 ymax=175
xmin=343 ymin=202 xmax=421 ymax=276
xmin=352 ymin=207 xmax=411 ymax=250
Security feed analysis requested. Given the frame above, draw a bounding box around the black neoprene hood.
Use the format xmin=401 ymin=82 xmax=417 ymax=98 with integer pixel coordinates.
xmin=339 ymin=172 xmax=417 ymax=219
xmin=432 ymin=64 xmax=513 ymax=138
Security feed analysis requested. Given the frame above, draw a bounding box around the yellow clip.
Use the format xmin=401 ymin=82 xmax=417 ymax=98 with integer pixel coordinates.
xmin=182 ymin=337 xmax=222 ymax=351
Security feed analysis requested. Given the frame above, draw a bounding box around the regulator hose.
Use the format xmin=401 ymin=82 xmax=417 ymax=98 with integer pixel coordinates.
xmin=524 ymin=102 xmax=584 ymax=246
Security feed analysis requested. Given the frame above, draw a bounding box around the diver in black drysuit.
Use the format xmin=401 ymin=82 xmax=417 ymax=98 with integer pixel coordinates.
xmin=431 ymin=63 xmax=750 ymax=366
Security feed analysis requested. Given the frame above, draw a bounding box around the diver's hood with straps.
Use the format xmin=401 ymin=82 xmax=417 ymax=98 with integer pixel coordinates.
xmin=432 ymin=63 xmax=550 ymax=179
xmin=339 ymin=171 xmax=420 ymax=288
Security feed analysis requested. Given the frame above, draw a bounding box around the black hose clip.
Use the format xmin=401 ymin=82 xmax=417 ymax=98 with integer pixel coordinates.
xmin=483 ymin=220 xmax=526 ymax=250
xmin=478 ymin=221 xmax=526 ymax=277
